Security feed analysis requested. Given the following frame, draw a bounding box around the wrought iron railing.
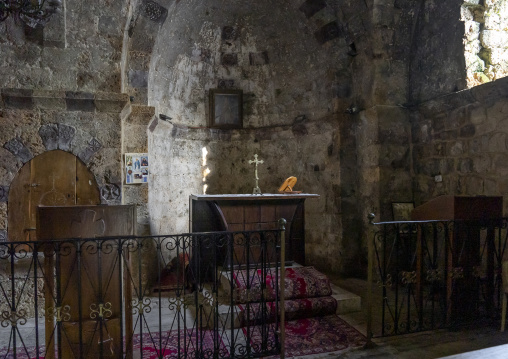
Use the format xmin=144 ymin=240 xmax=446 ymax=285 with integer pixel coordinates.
xmin=366 ymin=216 xmax=508 ymax=339
xmin=0 ymin=225 xmax=286 ymax=358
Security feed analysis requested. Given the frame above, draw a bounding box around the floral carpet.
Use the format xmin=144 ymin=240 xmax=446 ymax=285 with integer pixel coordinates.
xmin=0 ymin=329 xmax=225 ymax=359
xmin=247 ymin=315 xmax=366 ymax=358
xmin=233 ymin=266 xmax=333 ymax=302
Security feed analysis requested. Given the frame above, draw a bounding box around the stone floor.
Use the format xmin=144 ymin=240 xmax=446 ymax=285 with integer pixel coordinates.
xmin=312 ymin=276 xmax=508 ymax=359
xmin=2 ymin=276 xmax=508 ymax=358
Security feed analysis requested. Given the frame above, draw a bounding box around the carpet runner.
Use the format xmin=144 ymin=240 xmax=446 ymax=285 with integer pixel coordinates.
xmin=231 ymin=266 xmax=333 ymax=302
xmin=230 ymin=266 xmax=339 ymax=326
xmin=238 ymin=296 xmax=338 ymax=325
xmin=0 ymin=329 xmax=225 ymax=359
xmin=246 ymin=314 xmax=366 ymax=358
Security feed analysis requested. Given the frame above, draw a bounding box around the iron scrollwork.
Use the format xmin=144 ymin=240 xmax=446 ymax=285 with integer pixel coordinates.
xmin=47 ymin=305 xmax=71 ymax=322
xmin=1 ymin=309 xmax=27 ymax=328
xmin=90 ymin=302 xmax=113 ymax=319
xmin=401 ymin=271 xmax=417 ymax=285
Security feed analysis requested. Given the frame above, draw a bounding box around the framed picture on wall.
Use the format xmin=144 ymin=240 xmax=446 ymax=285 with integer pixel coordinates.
xmin=209 ymin=89 xmax=243 ymax=129
xmin=125 ymin=153 xmax=149 ymax=184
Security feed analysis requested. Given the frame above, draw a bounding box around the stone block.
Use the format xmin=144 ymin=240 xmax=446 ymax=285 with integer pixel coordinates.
xmin=483 ymin=178 xmax=498 ymax=195
xmin=299 ymin=0 xmax=327 ymax=19
xmin=249 ymin=52 xmax=269 ymax=66
xmin=140 ymin=0 xmax=168 ymax=24
xmin=449 ymin=141 xmax=465 ymax=156
xmin=314 ymin=21 xmax=342 ymax=44
xmin=467 ymin=136 xmax=486 ymax=155
xmin=0 ymin=230 xmax=5 ymax=242
xmin=58 ymin=124 xmax=76 ymax=152
xmin=3 ymin=138 xmax=33 ymax=163
xmin=39 ymin=123 xmax=59 ymax=150
xmin=472 ymin=78 xmax=508 ymax=103
xmin=481 ymin=29 xmax=508 ymax=48
xmin=78 ymin=137 xmax=102 ymax=164
xmin=0 ymin=186 xmax=7 ymax=202
xmin=373 ymin=5 xmax=395 ymax=27
xmin=310 ymin=6 xmax=337 ymax=29
xmin=493 ymin=154 xmax=508 ymax=176
xmin=473 ymin=154 xmax=491 ymax=173
xmin=94 ymin=92 xmax=129 ymax=113
xmin=1 ymin=88 xmax=34 ymax=109
xmin=130 ymin=21 xmax=156 ymax=53
xmin=460 ymin=124 xmax=476 ymax=138
xmin=99 ymin=16 xmax=121 ymax=36
xmin=346 ymin=15 xmax=366 ymax=39
xmin=458 ymin=158 xmax=473 ymax=173
xmin=128 ymin=70 xmax=148 ymax=88
xmin=221 ymin=26 xmax=239 ymax=41
xmin=488 ymin=132 xmax=507 ymax=152
xmin=126 ymin=105 xmax=156 ymax=125
xmin=129 ymin=51 xmax=152 ymax=70
xmin=333 ymin=83 xmax=351 ymax=98
xmin=65 ymin=91 xmax=95 ymax=112
xmin=32 ymin=90 xmax=66 ymax=110
xmin=470 ymin=107 xmax=487 ymax=125
xmin=465 ymin=176 xmax=484 ymax=195
xmin=221 ymin=53 xmax=238 ymax=66
xmin=100 ymin=183 xmax=122 ymax=202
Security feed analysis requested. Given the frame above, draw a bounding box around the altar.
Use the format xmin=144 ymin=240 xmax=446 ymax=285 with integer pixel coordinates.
xmin=189 ymin=193 xmax=319 ymax=265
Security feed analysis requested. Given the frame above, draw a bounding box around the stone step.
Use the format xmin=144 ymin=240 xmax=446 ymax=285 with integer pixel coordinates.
xmin=200 ymin=267 xmax=362 ymax=329
xmin=330 ymin=283 xmax=362 ymax=314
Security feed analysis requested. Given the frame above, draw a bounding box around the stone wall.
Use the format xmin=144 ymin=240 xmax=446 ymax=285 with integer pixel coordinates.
xmin=145 ymin=0 xmax=352 ymax=273
xmin=0 ymin=0 xmax=128 ymax=92
xmin=462 ymin=0 xmax=508 ymax=87
xmin=148 ymin=115 xmax=341 ymax=273
xmin=413 ymin=76 xmax=508 ymax=212
xmin=0 ymin=89 xmax=140 ymax=239
xmin=409 ymin=0 xmax=467 ymax=103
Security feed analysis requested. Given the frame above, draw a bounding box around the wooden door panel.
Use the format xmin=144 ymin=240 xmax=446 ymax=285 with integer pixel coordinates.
xmin=76 ymin=160 xmax=100 ymax=205
xmin=7 ymin=163 xmax=31 ymax=243
xmin=37 ymin=205 xmax=135 ymax=359
xmin=61 ymin=318 xmax=122 ymax=359
xmin=29 ymin=151 xmax=76 ymax=231
xmin=9 ymin=150 xmax=101 ymax=245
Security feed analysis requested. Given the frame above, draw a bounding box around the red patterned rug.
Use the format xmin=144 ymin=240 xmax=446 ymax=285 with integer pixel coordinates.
xmin=233 ymin=266 xmax=333 ymax=303
xmin=238 ymin=296 xmax=338 ymax=325
xmin=131 ymin=329 xmax=228 ymax=358
xmin=246 ymin=315 xmax=366 ymax=358
xmin=0 ymin=329 xmax=226 ymax=359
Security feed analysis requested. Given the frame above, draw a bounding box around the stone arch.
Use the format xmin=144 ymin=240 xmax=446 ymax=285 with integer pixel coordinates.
xmin=7 ymin=150 xmax=101 ymax=243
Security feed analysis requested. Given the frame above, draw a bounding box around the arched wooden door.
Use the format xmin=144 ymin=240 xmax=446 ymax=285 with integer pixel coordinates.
xmin=8 ymin=150 xmax=101 ymax=244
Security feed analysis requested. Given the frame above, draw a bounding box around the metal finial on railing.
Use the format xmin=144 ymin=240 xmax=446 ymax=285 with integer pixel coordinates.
xmin=278 ymin=218 xmax=287 ymax=231
xmin=368 ymin=213 xmax=375 ymax=224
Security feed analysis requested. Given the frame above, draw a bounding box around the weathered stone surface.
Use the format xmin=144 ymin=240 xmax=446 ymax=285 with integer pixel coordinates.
xmin=65 ymin=91 xmax=95 ymax=112
xmin=140 ymin=0 xmax=168 ymax=24
xmin=78 ymin=137 xmax=102 ymax=164
xmin=0 ymin=186 xmax=7 ymax=202
xmin=32 ymin=90 xmax=67 ymax=109
xmin=128 ymin=70 xmax=148 ymax=88
xmin=299 ymin=0 xmax=327 ymax=19
xmin=39 ymin=123 xmax=59 ymax=150
xmin=94 ymin=92 xmax=129 ymax=113
xmin=314 ymin=21 xmax=342 ymax=44
xmin=100 ymin=183 xmax=122 ymax=201
xmin=58 ymin=124 xmax=76 ymax=151
xmin=4 ymin=138 xmax=32 ymax=163
xmin=1 ymin=88 xmax=34 ymax=109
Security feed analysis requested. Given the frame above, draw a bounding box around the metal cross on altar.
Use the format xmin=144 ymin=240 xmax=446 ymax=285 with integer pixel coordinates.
xmin=248 ymin=154 xmax=264 ymax=194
